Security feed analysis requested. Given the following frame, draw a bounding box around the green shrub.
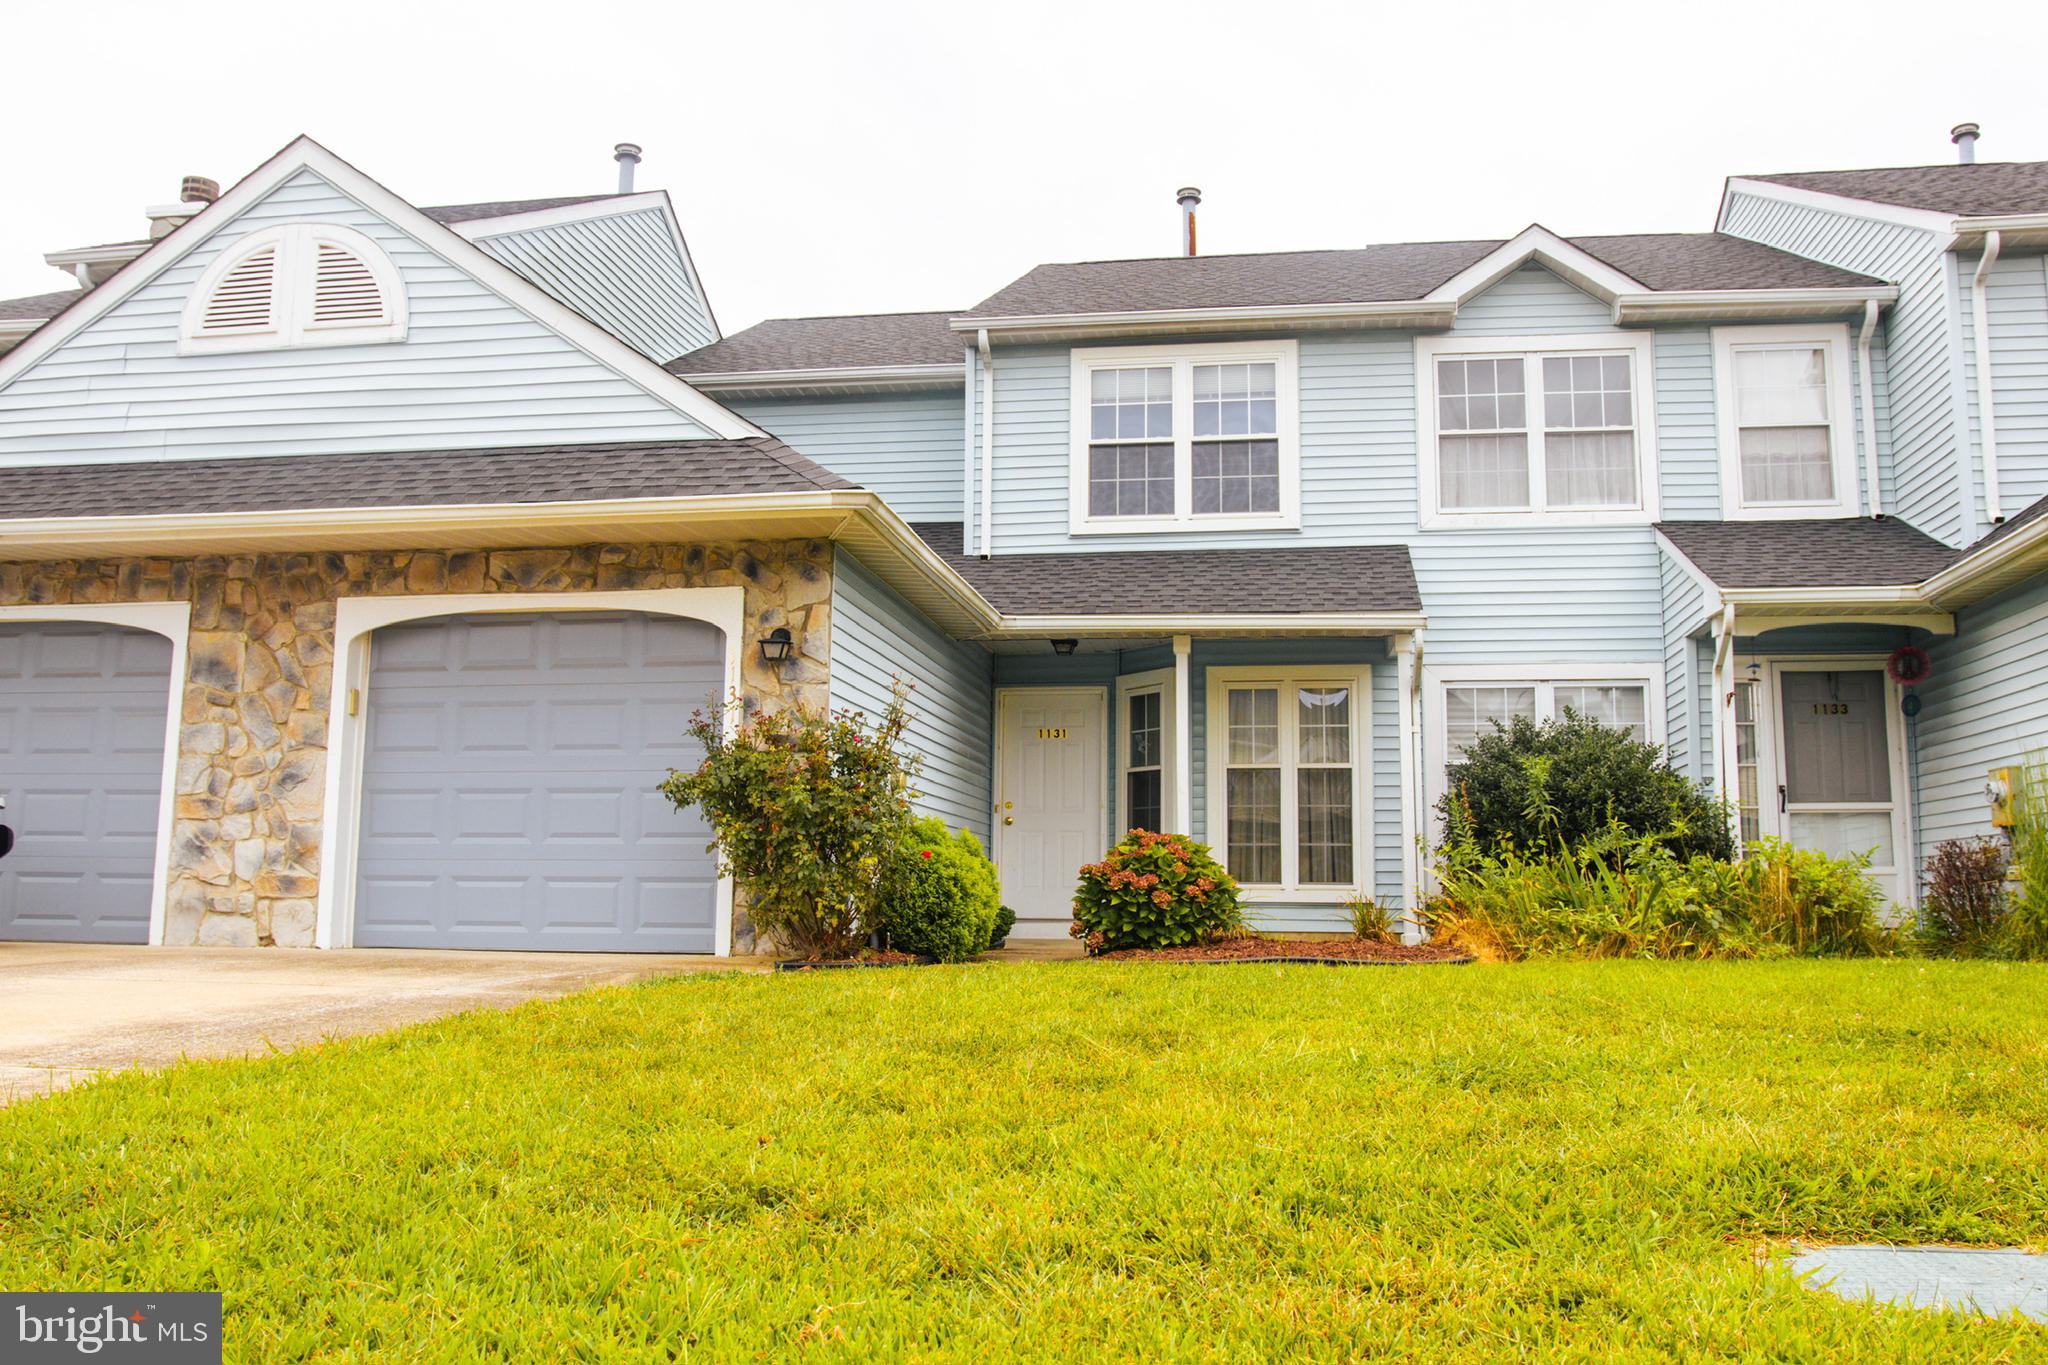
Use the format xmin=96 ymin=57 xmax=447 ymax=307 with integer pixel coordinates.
xmin=1442 ymin=712 xmax=1733 ymax=861
xmin=876 ymin=817 xmax=1001 ymax=963
xmin=988 ymin=905 xmax=1017 ymax=950
xmin=1916 ymin=836 xmax=2011 ymax=955
xmin=1072 ymin=831 xmax=1242 ymax=953
xmin=660 ymin=688 xmax=918 ymax=960
xmin=2006 ymin=757 xmax=2048 ymax=960
xmin=1422 ymin=824 xmax=1891 ymax=961
xmin=1343 ymin=894 xmax=1400 ymax=943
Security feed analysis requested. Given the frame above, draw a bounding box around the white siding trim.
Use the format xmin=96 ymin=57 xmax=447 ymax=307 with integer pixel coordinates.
xmin=315 ymin=587 xmax=745 ymax=954
xmin=1710 ymin=323 xmax=1862 ymax=519
xmin=0 ymin=600 xmax=191 ymax=947
xmin=1114 ymin=666 xmax=1178 ymax=834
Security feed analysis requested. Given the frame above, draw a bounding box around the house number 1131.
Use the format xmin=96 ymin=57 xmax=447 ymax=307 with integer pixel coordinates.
xmin=1036 ymin=727 xmax=1070 ymax=740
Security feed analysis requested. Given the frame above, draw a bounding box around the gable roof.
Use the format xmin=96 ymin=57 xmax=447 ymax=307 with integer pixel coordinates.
xmin=1656 ymin=517 xmax=1959 ymax=589
xmin=666 ymin=311 xmax=964 ymax=375
xmin=960 ymin=232 xmax=1884 ymax=321
xmin=421 ymin=195 xmax=628 ymax=226
xmin=1744 ymin=162 xmax=2048 ymax=217
xmin=0 ymin=438 xmax=852 ymax=522
xmin=911 ymin=523 xmax=1421 ymax=616
xmin=0 ymin=136 xmax=759 ymax=442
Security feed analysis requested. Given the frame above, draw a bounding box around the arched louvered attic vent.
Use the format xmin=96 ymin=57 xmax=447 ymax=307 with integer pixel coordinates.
xmin=181 ymin=223 xmax=406 ymax=352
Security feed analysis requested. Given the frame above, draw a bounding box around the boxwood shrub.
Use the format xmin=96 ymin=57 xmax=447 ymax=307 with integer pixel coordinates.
xmin=877 ymin=817 xmax=1001 ymax=963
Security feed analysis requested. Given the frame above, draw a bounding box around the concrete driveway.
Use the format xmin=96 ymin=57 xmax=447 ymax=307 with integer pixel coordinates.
xmin=0 ymin=942 xmax=764 ymax=1103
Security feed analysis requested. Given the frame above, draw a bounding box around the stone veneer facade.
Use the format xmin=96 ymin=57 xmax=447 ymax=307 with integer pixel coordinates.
xmin=0 ymin=540 xmax=833 ymax=951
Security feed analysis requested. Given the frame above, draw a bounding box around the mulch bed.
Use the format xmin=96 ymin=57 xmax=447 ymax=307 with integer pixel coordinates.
xmin=774 ymin=950 xmax=931 ymax=972
xmin=1095 ymin=936 xmax=1473 ymax=966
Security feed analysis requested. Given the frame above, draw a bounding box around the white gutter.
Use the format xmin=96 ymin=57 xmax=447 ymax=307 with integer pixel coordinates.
xmin=677 ymin=363 xmax=966 ymax=395
xmin=977 ymin=328 xmax=994 ymax=560
xmin=1613 ymin=286 xmax=1898 ymax=324
xmin=951 ymin=299 xmax=1458 ymax=338
xmin=962 ymin=345 xmax=977 ymax=555
xmin=988 ymin=611 xmax=1427 ymax=637
xmin=1857 ymin=300 xmax=1883 ymax=516
xmin=1971 ymin=230 xmax=2005 ymax=524
xmin=1923 ymin=507 xmax=2048 ymax=607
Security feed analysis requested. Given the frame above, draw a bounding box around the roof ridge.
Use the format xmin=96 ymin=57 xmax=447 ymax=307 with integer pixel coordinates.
xmin=1021 ymin=240 xmax=1508 ymax=269
xmin=1745 ymin=159 xmax=2048 ymax=179
xmin=741 ymin=434 xmax=858 ymax=490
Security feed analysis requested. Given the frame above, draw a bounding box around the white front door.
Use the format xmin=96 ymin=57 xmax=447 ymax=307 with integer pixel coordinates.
xmin=1757 ymin=661 xmax=1911 ymax=905
xmin=994 ymin=688 xmax=1106 ymax=940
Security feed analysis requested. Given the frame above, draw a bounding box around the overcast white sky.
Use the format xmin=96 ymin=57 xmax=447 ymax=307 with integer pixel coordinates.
xmin=5 ymin=0 xmax=2046 ymax=337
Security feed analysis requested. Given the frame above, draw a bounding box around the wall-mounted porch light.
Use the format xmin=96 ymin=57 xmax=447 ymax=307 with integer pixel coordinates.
xmin=1050 ymin=639 xmax=1079 ymax=656
xmin=759 ymin=627 xmax=794 ymax=664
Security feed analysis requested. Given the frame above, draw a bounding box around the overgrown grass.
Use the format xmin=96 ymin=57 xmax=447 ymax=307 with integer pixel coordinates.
xmin=3 ymin=962 xmax=2046 ymax=1360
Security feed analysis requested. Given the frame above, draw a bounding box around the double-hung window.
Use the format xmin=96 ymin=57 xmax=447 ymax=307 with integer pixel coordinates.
xmin=1712 ymin=324 xmax=1859 ymax=518
xmin=1430 ymin=669 xmax=1660 ymax=797
xmin=1071 ymin=340 xmax=1299 ymax=534
xmin=1205 ymin=666 xmax=1369 ymax=897
xmin=1419 ymin=333 xmax=1657 ymax=526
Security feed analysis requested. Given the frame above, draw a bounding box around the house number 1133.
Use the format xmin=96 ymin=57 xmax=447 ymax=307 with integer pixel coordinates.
xmin=1810 ymin=703 xmax=1850 ymax=716
xmin=1036 ymin=727 xmax=1070 ymax=740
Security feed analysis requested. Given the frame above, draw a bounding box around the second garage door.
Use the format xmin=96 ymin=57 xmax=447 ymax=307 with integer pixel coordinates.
xmin=353 ymin=611 xmax=722 ymax=952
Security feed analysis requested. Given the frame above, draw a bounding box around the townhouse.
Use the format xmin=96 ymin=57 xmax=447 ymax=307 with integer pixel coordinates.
xmin=2 ymin=132 xmax=2044 ymax=953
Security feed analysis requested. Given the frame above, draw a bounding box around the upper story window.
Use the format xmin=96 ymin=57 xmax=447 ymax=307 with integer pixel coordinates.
xmin=1417 ymin=332 xmax=1658 ymax=527
xmin=1069 ymin=340 xmax=1299 ymax=535
xmin=1712 ymin=324 xmax=1858 ymax=518
xmin=180 ymin=223 xmax=407 ymax=354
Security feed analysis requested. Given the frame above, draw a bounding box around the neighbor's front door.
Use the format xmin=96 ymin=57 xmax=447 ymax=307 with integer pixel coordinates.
xmin=1771 ymin=666 xmax=1907 ymax=903
xmin=995 ymin=688 xmax=1105 ymax=940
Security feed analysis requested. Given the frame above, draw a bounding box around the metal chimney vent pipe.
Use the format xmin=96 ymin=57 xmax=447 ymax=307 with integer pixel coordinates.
xmin=1177 ymin=186 xmax=1201 ymax=257
xmin=1951 ymin=123 xmax=1980 ymax=165
xmin=614 ymin=142 xmax=644 ymax=194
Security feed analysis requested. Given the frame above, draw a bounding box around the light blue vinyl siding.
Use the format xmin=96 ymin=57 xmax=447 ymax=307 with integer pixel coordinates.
xmin=1654 ymin=327 xmax=1720 ymax=518
xmin=1916 ymin=573 xmax=2048 ymax=857
xmin=1956 ymin=252 xmax=2048 ymax=520
xmin=1659 ymin=547 xmax=1709 ymax=782
xmin=1449 ymin=264 xmax=1614 ymax=335
xmin=0 ymin=169 xmax=711 ymax=466
xmin=1719 ymin=189 xmax=1961 ymax=543
xmin=828 ymin=548 xmax=994 ymax=842
xmin=1410 ymin=529 xmax=1665 ymax=662
xmin=471 ymin=207 xmax=718 ymax=362
xmin=728 ymin=391 xmax=966 ymax=521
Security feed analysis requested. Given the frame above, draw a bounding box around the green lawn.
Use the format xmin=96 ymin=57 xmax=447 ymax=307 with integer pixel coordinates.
xmin=3 ymin=962 xmax=2045 ymax=1361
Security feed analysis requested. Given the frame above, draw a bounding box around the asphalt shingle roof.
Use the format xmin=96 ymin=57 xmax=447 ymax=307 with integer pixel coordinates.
xmin=960 ymin=233 xmax=1882 ymax=320
xmin=1745 ymin=162 xmax=2048 ymax=217
xmin=0 ymin=439 xmax=855 ymax=521
xmin=0 ymin=288 xmax=88 ymax=321
xmin=1967 ymin=492 xmax=2048 ymax=552
xmin=1656 ymin=518 xmax=1960 ymax=589
xmin=667 ymin=311 xmax=964 ymax=374
xmin=912 ymin=523 xmax=1420 ymax=616
xmin=420 ymin=195 xmax=628 ymax=226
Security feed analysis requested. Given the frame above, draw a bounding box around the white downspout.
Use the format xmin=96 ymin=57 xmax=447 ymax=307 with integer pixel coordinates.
xmin=1711 ymin=603 xmax=1738 ymax=846
xmin=1396 ymin=630 xmax=1422 ymax=939
xmin=977 ymin=328 xmax=994 ymax=559
xmin=1172 ymin=634 xmax=1193 ymax=835
xmin=1857 ymin=300 xmax=1883 ymax=517
xmin=962 ymin=345 xmax=977 ymax=554
xmin=1971 ymin=231 xmax=2004 ymax=524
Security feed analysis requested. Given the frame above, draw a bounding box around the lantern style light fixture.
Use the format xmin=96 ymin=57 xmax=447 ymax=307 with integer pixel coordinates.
xmin=758 ymin=627 xmax=794 ymax=664
xmin=1050 ymin=639 xmax=1079 ymax=656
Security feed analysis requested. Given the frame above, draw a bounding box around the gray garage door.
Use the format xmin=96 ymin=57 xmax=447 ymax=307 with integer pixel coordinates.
xmin=353 ymin=611 xmax=722 ymax=952
xmin=0 ymin=622 xmax=173 ymax=944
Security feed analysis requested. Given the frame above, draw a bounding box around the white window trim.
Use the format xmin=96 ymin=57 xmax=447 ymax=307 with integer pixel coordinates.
xmin=1114 ymin=667 xmax=1177 ymax=834
xmin=1203 ymin=663 xmax=1371 ymax=905
xmin=179 ymin=222 xmax=408 ymax=354
xmin=1069 ymin=338 xmax=1301 ymax=535
xmin=1421 ymin=663 xmax=1667 ymax=822
xmin=1416 ymin=331 xmax=1660 ymax=528
xmin=1711 ymin=323 xmax=1860 ymax=519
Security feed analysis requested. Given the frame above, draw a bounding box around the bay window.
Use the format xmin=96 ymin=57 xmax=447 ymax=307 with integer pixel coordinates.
xmin=1712 ymin=324 xmax=1858 ymax=518
xmin=1419 ymin=332 xmax=1656 ymax=525
xmin=1072 ymin=341 xmax=1299 ymax=534
xmin=1206 ymin=666 xmax=1370 ymax=897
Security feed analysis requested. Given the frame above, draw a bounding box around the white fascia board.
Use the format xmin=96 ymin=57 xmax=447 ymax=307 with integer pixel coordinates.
xmin=987 ymin=611 xmax=1428 ymax=637
xmin=1652 ymin=529 xmax=1724 ymax=624
xmin=1423 ymin=224 xmax=1646 ymax=307
xmin=1923 ymin=512 xmax=2048 ymax=607
xmin=681 ymin=363 xmax=967 ymax=395
xmin=1719 ymin=178 xmax=1956 ymax=234
xmin=1721 ymin=584 xmax=1934 ymax=607
xmin=1614 ymin=286 xmax=1898 ymax=323
xmin=43 ymin=242 xmax=149 ymax=269
xmin=1950 ymin=212 xmax=2048 ymax=235
xmin=0 ymin=137 xmax=765 ymax=440
xmin=948 ymin=300 xmax=1457 ymax=339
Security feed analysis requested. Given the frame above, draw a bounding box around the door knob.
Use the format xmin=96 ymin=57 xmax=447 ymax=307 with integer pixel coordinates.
xmin=1003 ymin=815 xmax=1014 ymax=825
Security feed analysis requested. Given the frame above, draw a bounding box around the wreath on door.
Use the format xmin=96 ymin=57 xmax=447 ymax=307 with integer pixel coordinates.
xmin=1886 ymin=644 xmax=1933 ymax=687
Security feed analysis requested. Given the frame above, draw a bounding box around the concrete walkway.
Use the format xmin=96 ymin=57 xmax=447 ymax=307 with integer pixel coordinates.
xmin=0 ymin=942 xmax=767 ymax=1104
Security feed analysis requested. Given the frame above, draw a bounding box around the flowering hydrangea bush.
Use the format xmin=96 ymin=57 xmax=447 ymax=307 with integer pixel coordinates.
xmin=1071 ymin=830 xmax=1243 ymax=953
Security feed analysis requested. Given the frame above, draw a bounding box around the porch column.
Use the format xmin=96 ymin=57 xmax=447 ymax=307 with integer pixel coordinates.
xmin=1396 ymin=632 xmax=1419 ymax=934
xmin=1173 ymin=634 xmax=1193 ymax=834
xmin=1710 ymin=605 xmax=1739 ymax=847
